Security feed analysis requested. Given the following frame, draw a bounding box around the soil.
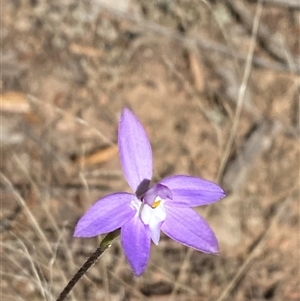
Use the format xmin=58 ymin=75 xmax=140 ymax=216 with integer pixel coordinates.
xmin=1 ymin=1 xmax=299 ymax=301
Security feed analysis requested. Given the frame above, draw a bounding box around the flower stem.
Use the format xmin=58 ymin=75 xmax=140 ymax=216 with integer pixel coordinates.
xmin=56 ymin=229 xmax=120 ymax=301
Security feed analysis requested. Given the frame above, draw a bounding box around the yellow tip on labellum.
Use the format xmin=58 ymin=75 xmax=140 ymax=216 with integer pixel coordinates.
xmin=151 ymin=197 xmax=162 ymax=208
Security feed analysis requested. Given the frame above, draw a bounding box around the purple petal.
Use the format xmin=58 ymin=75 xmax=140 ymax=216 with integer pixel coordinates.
xmin=121 ymin=215 xmax=151 ymax=275
xmin=160 ymin=175 xmax=226 ymax=207
xmin=74 ymin=193 xmax=135 ymax=237
xmin=118 ymin=108 xmax=153 ymax=192
xmin=161 ymin=206 xmax=219 ymax=254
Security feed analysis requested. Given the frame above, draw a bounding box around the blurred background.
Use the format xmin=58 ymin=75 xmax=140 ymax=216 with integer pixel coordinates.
xmin=1 ymin=0 xmax=299 ymax=300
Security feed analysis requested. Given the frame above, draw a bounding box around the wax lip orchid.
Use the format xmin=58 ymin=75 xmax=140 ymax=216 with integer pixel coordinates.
xmin=74 ymin=108 xmax=226 ymax=275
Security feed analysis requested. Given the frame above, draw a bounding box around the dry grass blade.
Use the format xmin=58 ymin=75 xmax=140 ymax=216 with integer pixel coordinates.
xmin=168 ymin=248 xmax=194 ymax=300
xmin=251 ymin=0 xmax=300 ymax=9
xmin=11 ymin=235 xmax=49 ymax=300
xmin=95 ymin=0 xmax=298 ymax=73
xmin=3 ymin=243 xmax=53 ymax=300
xmin=216 ymin=194 xmax=294 ymax=301
xmin=108 ymin=270 xmax=151 ymax=301
xmin=222 ymin=120 xmax=282 ymax=193
xmin=27 ymin=95 xmax=114 ymax=145
xmin=1 ymin=172 xmax=52 ymax=254
xmin=226 ymin=0 xmax=295 ymax=65
xmin=12 ymin=154 xmax=78 ymax=282
xmin=217 ymin=0 xmax=263 ymax=181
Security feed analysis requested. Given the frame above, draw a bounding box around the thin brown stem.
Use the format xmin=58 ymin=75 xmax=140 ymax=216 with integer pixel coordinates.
xmin=56 ymin=229 xmax=120 ymax=301
xmin=56 ymin=246 xmax=104 ymax=301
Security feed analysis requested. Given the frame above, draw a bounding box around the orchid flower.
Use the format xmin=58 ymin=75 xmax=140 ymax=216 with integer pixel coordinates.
xmin=74 ymin=108 xmax=226 ymax=275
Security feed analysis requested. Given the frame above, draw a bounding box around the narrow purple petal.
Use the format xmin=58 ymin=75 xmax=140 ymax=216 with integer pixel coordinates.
xmin=160 ymin=175 xmax=226 ymax=207
xmin=118 ymin=108 xmax=153 ymax=192
xmin=74 ymin=193 xmax=135 ymax=237
xmin=121 ymin=215 xmax=151 ymax=275
xmin=161 ymin=206 xmax=219 ymax=254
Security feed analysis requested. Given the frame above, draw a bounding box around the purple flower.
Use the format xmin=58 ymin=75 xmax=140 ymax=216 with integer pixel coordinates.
xmin=74 ymin=108 xmax=226 ymax=275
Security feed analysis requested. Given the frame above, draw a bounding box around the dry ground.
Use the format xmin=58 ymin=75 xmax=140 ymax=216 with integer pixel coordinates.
xmin=1 ymin=1 xmax=299 ymax=301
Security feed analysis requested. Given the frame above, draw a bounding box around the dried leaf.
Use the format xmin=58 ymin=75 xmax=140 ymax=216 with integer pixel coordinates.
xmin=70 ymin=43 xmax=103 ymax=58
xmin=1 ymin=91 xmax=30 ymax=113
xmin=77 ymin=145 xmax=118 ymax=166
